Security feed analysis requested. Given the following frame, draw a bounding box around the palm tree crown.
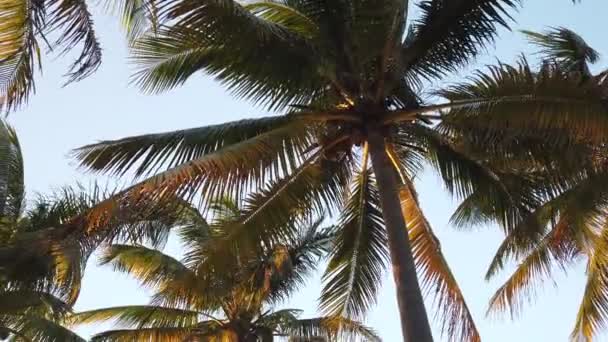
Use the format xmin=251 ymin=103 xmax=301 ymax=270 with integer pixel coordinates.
xmin=74 ymin=200 xmax=380 ymax=341
xmin=451 ymin=27 xmax=608 ymax=341
xmin=70 ymin=1 xmax=608 ymax=341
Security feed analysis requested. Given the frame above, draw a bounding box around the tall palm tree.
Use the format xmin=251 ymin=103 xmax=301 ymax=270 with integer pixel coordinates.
xmin=73 ymin=201 xmax=379 ymax=341
xmin=443 ymin=27 xmax=608 ymax=341
xmin=70 ymin=1 xmax=608 ymax=341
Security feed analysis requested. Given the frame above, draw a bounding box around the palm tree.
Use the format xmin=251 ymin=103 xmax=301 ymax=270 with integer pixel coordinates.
xmin=70 ymin=1 xmax=608 ymax=341
xmin=0 ymin=0 xmax=103 ymax=111
xmin=0 ymin=120 xmax=194 ymax=340
xmin=73 ymin=200 xmax=379 ymax=341
xmin=443 ymin=27 xmax=608 ymax=340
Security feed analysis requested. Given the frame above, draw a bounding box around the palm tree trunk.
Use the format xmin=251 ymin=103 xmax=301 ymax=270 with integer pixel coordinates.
xmin=367 ymin=127 xmax=434 ymax=342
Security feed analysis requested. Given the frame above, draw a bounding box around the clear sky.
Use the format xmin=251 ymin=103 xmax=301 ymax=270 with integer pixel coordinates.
xmin=8 ymin=1 xmax=608 ymax=341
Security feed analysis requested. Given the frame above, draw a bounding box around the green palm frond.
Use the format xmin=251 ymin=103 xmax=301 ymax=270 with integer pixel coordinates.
xmin=282 ymin=316 xmax=381 ymax=342
xmin=399 ymin=181 xmax=480 ymax=342
xmin=0 ymin=0 xmax=41 ymax=112
xmin=197 ymin=147 xmax=347 ymax=270
xmin=90 ymin=327 xmax=193 ymax=341
xmin=244 ymin=1 xmax=318 ymax=39
xmin=71 ymin=305 xmax=199 ymax=329
xmin=0 ymin=290 xmax=71 ymax=317
xmin=402 ymin=0 xmax=519 ymax=82
xmin=321 ymin=159 xmax=389 ymax=319
xmin=523 ymin=27 xmax=599 ymax=75
xmin=0 ymin=120 xmax=24 ymax=220
xmin=254 ymin=219 xmax=333 ymax=304
xmin=487 ymin=171 xmax=606 ymax=321
xmin=128 ymin=0 xmax=322 ymax=110
xmin=438 ymin=58 xmax=608 ymax=145
xmin=487 ymin=216 xmax=581 ymax=320
xmin=102 ymin=0 xmax=158 ymax=40
xmin=74 ymin=115 xmax=296 ymax=177
xmin=99 ymin=244 xmax=197 ymax=292
xmin=78 ymin=118 xmax=314 ymax=221
xmin=46 ymin=0 xmax=101 ymax=83
xmin=485 ymin=171 xmax=606 ymax=280
xmin=3 ymin=315 xmax=85 ymax=342
xmin=0 ymin=0 xmax=101 ymax=110
xmin=572 ymin=227 xmax=608 ymax=340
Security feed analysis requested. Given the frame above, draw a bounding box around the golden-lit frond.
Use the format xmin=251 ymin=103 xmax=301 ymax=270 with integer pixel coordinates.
xmin=572 ymin=227 xmax=608 ymax=340
xmin=487 ymin=216 xmax=580 ymax=319
xmin=399 ymin=181 xmax=480 ymax=342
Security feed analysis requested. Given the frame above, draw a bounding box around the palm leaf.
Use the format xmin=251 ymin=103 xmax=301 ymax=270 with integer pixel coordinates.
xmin=523 ymin=27 xmax=599 ymax=75
xmin=129 ymin=0 xmax=322 ymax=110
xmin=77 ymin=118 xmax=314 ymax=226
xmin=321 ymin=156 xmax=389 ymax=319
xmin=244 ymin=1 xmax=318 ymax=39
xmin=71 ymin=305 xmax=199 ymax=329
xmin=572 ymin=227 xmax=608 ymax=340
xmin=438 ymin=58 xmax=608 ymax=145
xmin=399 ymin=181 xmax=480 ymax=342
xmin=74 ymin=114 xmax=297 ymax=178
xmin=3 ymin=315 xmax=85 ymax=342
xmin=402 ymin=0 xmax=519 ymax=82
xmin=0 ymin=120 xmax=24 ymax=220
xmin=0 ymin=0 xmax=41 ymax=112
xmin=46 ymin=0 xmax=102 ymax=83
xmin=98 ymin=245 xmax=202 ymax=308
xmin=487 ymin=215 xmax=581 ymax=320
xmin=90 ymin=327 xmax=193 ymax=341
xmin=282 ymin=316 xmax=381 ymax=342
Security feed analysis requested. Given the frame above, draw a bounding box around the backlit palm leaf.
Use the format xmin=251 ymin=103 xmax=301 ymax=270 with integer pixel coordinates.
xmin=523 ymin=27 xmax=599 ymax=75
xmin=572 ymin=227 xmax=608 ymax=341
xmin=321 ymin=156 xmax=389 ymax=319
xmin=0 ymin=120 xmax=24 ymax=220
xmin=99 ymin=245 xmax=199 ymax=300
xmin=487 ymin=216 xmax=581 ymax=320
xmin=282 ymin=316 xmax=381 ymax=342
xmin=90 ymin=327 xmax=193 ymax=341
xmin=71 ymin=305 xmax=199 ymax=328
xmin=402 ymin=0 xmax=519 ymax=81
xmin=439 ymin=58 xmax=608 ymax=145
xmin=399 ymin=181 xmax=480 ymax=342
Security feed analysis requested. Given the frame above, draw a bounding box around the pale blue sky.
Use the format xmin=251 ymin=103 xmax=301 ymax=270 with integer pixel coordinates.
xmin=8 ymin=1 xmax=608 ymax=341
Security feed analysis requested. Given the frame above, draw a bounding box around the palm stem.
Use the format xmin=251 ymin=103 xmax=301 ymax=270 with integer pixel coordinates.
xmin=367 ymin=126 xmax=433 ymax=342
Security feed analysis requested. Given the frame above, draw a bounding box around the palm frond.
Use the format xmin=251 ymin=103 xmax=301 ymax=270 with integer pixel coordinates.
xmin=90 ymin=327 xmax=193 ymax=341
xmin=438 ymin=58 xmax=608 ymax=145
xmin=321 ymin=159 xmax=389 ymax=319
xmin=102 ymin=0 xmax=158 ymax=40
xmin=487 ymin=215 xmax=580 ymax=320
xmin=0 ymin=120 xmax=24 ymax=220
xmin=129 ymin=0 xmax=322 ymax=110
xmin=99 ymin=244 xmax=193 ymax=286
xmin=71 ymin=305 xmax=199 ymax=329
xmin=78 ymin=118 xmax=314 ymax=224
xmin=402 ymin=0 xmax=519 ymax=82
xmin=244 ymin=1 xmax=318 ymax=39
xmin=74 ymin=115 xmax=296 ymax=178
xmin=3 ymin=315 xmax=85 ymax=342
xmin=572 ymin=227 xmax=608 ymax=340
xmin=523 ymin=27 xmax=599 ymax=75
xmin=0 ymin=0 xmax=42 ymax=112
xmin=46 ymin=0 xmax=102 ymax=83
xmin=398 ymin=180 xmax=479 ymax=342
xmin=282 ymin=316 xmax=381 ymax=342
